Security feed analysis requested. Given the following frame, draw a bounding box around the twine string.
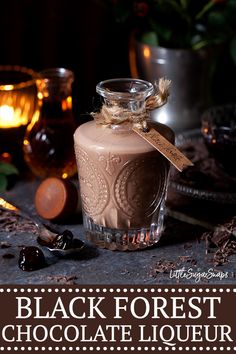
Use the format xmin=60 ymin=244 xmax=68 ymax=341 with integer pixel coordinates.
xmin=92 ymin=78 xmax=171 ymax=130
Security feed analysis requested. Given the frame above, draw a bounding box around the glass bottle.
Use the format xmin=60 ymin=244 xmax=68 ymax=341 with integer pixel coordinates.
xmin=74 ymin=78 xmax=174 ymax=251
xmin=23 ymin=68 xmax=77 ymax=179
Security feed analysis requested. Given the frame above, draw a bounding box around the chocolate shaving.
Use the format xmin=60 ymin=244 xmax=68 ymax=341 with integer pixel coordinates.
xmin=178 ymin=255 xmax=191 ymax=262
xmin=46 ymin=275 xmax=77 ymax=285
xmin=0 ymin=208 xmax=38 ymax=234
xmin=184 ymin=243 xmax=193 ymax=250
xmin=178 ymin=255 xmax=197 ymax=265
xmin=211 ymin=230 xmax=231 ymax=247
xmin=154 ymin=260 xmax=176 ymax=274
xmin=202 ymin=216 xmax=236 ymax=266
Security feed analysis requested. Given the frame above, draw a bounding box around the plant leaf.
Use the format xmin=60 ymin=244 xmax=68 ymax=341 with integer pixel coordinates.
xmin=180 ymin=0 xmax=188 ymax=10
xmin=208 ymin=11 xmax=227 ymax=29
xmin=140 ymin=31 xmax=159 ymax=46
xmin=0 ymin=162 xmax=19 ymax=176
xmin=0 ymin=174 xmax=8 ymax=192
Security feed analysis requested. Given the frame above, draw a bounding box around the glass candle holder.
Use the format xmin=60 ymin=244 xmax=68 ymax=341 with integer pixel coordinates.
xmin=74 ymin=78 xmax=174 ymax=251
xmin=201 ymin=104 xmax=236 ymax=176
xmin=0 ymin=65 xmax=39 ymax=166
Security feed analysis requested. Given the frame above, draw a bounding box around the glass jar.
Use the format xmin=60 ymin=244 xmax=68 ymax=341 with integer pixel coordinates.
xmin=74 ymin=78 xmax=174 ymax=251
xmin=0 ymin=65 xmax=39 ymax=167
xmin=23 ymin=68 xmax=78 ymax=179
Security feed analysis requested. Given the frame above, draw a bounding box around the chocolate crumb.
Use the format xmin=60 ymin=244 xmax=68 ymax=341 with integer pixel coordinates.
xmin=0 ymin=208 xmax=38 ymax=234
xmin=184 ymin=243 xmax=192 ymax=250
xmin=46 ymin=275 xmax=77 ymax=285
xmin=2 ymin=253 xmax=15 ymax=259
xmin=178 ymin=255 xmax=191 ymax=262
xmin=0 ymin=241 xmax=11 ymax=248
xmin=190 ymin=259 xmax=197 ymax=265
xmin=178 ymin=255 xmax=197 ymax=266
xmin=154 ymin=260 xmax=176 ymax=274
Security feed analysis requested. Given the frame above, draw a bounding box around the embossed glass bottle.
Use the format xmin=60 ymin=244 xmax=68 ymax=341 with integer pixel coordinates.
xmin=74 ymin=79 xmax=174 ymax=251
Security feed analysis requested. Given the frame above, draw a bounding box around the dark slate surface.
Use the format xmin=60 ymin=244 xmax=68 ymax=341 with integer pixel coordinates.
xmin=0 ymin=177 xmax=235 ymax=285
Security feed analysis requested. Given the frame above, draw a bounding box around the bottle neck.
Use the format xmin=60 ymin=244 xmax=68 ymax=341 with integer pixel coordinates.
xmin=39 ymin=95 xmax=73 ymax=121
xmin=95 ymin=100 xmax=148 ymax=130
xmin=104 ymin=97 xmax=146 ymax=113
xmin=37 ymin=68 xmax=74 ymax=99
xmin=37 ymin=78 xmax=73 ymax=99
xmin=95 ymin=79 xmax=154 ymax=130
xmin=36 ymin=71 xmax=74 ymax=121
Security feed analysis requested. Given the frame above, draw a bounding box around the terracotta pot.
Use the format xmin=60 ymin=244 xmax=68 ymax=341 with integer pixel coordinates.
xmin=129 ymin=39 xmax=215 ymax=132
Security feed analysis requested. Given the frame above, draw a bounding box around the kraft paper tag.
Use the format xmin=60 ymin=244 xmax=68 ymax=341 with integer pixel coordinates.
xmin=132 ymin=127 xmax=193 ymax=172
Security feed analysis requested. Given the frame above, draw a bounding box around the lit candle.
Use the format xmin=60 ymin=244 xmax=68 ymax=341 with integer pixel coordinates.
xmin=0 ymin=104 xmax=28 ymax=128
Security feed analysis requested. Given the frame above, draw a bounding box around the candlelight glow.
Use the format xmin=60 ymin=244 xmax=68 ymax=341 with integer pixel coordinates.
xmin=143 ymin=47 xmax=150 ymax=58
xmin=62 ymin=173 xmax=68 ymax=179
xmin=62 ymin=96 xmax=73 ymax=111
xmin=0 ymin=197 xmax=18 ymax=211
xmin=0 ymin=66 xmax=39 ymax=130
xmin=37 ymin=92 xmax=43 ymax=100
xmin=3 ymin=85 xmax=14 ymax=91
xmin=0 ymin=104 xmax=28 ymax=128
xmin=23 ymin=108 xmax=40 ymax=150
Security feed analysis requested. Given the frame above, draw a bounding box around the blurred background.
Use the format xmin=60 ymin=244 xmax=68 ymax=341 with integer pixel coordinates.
xmin=0 ymin=0 xmax=235 ymax=121
xmin=0 ymin=0 xmax=130 ymax=120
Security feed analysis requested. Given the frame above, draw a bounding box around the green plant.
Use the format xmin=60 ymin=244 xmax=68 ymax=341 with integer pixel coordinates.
xmin=110 ymin=0 xmax=236 ymax=62
xmin=0 ymin=162 xmax=19 ymax=192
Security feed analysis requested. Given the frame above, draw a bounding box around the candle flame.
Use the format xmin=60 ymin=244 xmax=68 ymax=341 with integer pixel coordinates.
xmin=0 ymin=104 xmax=29 ymax=128
xmin=3 ymin=85 xmax=14 ymax=91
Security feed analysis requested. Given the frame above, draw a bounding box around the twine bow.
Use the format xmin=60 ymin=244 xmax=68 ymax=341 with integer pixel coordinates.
xmin=92 ymin=78 xmax=171 ymax=130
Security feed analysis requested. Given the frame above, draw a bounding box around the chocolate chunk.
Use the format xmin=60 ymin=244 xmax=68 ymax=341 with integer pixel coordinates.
xmin=202 ymin=216 xmax=236 ymax=266
xmin=52 ymin=230 xmax=74 ymax=250
xmin=37 ymin=227 xmax=84 ymax=252
xmin=211 ymin=230 xmax=231 ymax=247
xmin=171 ymin=138 xmax=236 ymax=193
xmin=71 ymin=238 xmax=85 ymax=249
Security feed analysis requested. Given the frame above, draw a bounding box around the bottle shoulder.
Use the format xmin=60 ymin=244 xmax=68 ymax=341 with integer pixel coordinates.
xmin=74 ymin=121 xmax=174 ymax=149
xmin=74 ymin=121 xmax=156 ymax=154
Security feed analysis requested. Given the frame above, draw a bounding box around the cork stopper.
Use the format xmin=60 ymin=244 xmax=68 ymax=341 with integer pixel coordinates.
xmin=35 ymin=177 xmax=79 ymax=221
